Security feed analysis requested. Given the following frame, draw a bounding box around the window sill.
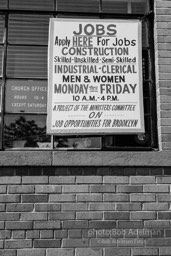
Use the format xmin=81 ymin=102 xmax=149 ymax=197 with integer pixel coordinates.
xmin=0 ymin=150 xmax=171 ymax=166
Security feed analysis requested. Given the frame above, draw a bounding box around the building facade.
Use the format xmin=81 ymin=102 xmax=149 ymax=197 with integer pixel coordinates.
xmin=0 ymin=0 xmax=170 ymax=255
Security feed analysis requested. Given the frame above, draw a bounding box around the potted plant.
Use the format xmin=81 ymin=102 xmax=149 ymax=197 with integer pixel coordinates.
xmin=4 ymin=116 xmax=50 ymax=148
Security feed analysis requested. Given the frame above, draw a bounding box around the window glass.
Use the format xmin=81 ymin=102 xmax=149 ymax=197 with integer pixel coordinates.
xmin=54 ymin=136 xmax=102 ymax=149
xmin=102 ymin=1 xmax=128 ymax=13
xmin=142 ymin=22 xmax=148 ymax=48
xmin=5 ymin=80 xmax=47 ymax=113
xmin=102 ymin=0 xmax=147 ymax=14
xmin=131 ymin=2 xmax=147 ymax=14
xmin=56 ymin=0 xmax=100 ymax=13
xmin=4 ymin=115 xmax=51 ymax=149
xmin=0 ymin=80 xmax=2 ymax=112
xmin=8 ymin=14 xmax=51 ymax=45
xmin=9 ymin=0 xmax=54 ymax=11
xmin=0 ymin=0 xmax=8 ymax=9
xmin=105 ymin=129 xmax=150 ymax=148
xmin=1 ymin=0 xmax=157 ymax=150
xmin=57 ymin=14 xmax=99 ymax=19
xmin=7 ymin=46 xmax=47 ymax=78
xmin=0 ymin=116 xmax=2 ymax=149
xmin=0 ymin=16 xmax=5 ymax=44
xmin=0 ymin=46 xmax=3 ymax=78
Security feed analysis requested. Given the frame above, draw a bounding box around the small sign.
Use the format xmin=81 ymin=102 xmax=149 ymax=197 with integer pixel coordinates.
xmin=6 ymin=80 xmax=47 ymax=113
xmin=47 ymin=18 xmax=144 ymax=134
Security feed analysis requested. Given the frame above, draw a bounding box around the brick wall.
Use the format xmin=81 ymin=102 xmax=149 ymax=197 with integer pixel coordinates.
xmin=0 ymin=171 xmax=170 ymax=256
xmin=155 ymin=0 xmax=171 ymax=150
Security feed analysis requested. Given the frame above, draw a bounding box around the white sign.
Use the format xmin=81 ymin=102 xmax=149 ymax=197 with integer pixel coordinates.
xmin=47 ymin=19 xmax=144 ymax=134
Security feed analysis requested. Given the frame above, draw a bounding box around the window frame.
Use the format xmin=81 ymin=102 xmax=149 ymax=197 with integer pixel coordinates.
xmin=0 ymin=0 xmax=158 ymax=151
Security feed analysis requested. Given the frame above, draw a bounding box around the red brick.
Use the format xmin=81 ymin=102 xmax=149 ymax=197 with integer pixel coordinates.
xmin=21 ymin=213 xmax=47 ymax=221
xmin=35 ymin=185 xmax=61 ymax=194
xmin=62 ymin=203 xmax=88 ymax=211
xmin=143 ymin=185 xmax=169 ymax=193
xmin=104 ymin=248 xmax=131 ymax=256
xmin=0 ymin=223 xmax=4 ymax=230
xmin=89 ymin=203 xmax=115 ymax=211
xmin=131 ymin=248 xmax=158 ymax=255
xmin=89 ymin=221 xmax=116 ymax=229
xmin=103 ymin=177 xmax=128 ymax=184
xmin=0 ymin=205 xmax=5 ymax=212
xmin=123 ymin=229 xmax=157 ymax=238
xmin=118 ymin=221 xmax=143 ymax=229
xmin=47 ymin=249 xmax=74 ymax=256
xmin=6 ymin=204 xmax=34 ymax=212
xmin=90 ymin=238 xmax=117 ymax=247
xmin=96 ymin=229 xmax=116 ymax=238
xmin=76 ymin=248 xmax=102 ymax=256
xmin=0 ymin=177 xmax=21 ymax=184
xmin=130 ymin=211 xmax=156 ymax=220
xmin=104 ymin=212 xmax=129 ymax=220
xmin=40 ymin=230 xmax=54 ymax=239
xmin=0 ymin=250 xmax=16 ymax=256
xmin=17 ymin=249 xmax=45 ymax=256
xmin=76 ymin=176 xmax=102 ymax=184
xmin=0 ymin=186 xmax=6 ymax=193
xmin=54 ymin=230 xmax=68 ymax=239
xmin=34 ymin=221 xmax=60 ymax=230
xmin=117 ymin=238 xmax=144 ymax=247
xmin=26 ymin=231 xmax=39 ymax=239
xmin=22 ymin=176 xmax=48 ymax=184
xmin=0 ymin=213 xmax=19 ymax=221
xmin=117 ymin=185 xmax=143 ymax=193
xmin=77 ymin=194 xmax=102 ymax=202
xmin=146 ymin=238 xmax=171 ymax=246
xmin=82 ymin=229 xmax=96 ymax=238
xmin=63 ymin=220 xmax=88 ymax=229
xmin=34 ymin=240 xmax=60 ymax=248
xmin=49 ymin=212 xmax=75 ymax=220
xmin=158 ymin=194 xmax=171 ymax=201
xmin=158 ymin=211 xmax=171 ymax=219
xmin=144 ymin=220 xmax=170 ymax=229
xmin=5 ymin=240 xmax=32 ymax=249
xmin=62 ymin=239 xmax=88 ymax=248
xmin=62 ymin=185 xmax=89 ymax=193
xmin=90 ymin=185 xmax=115 ymax=193
xmin=157 ymin=1 xmax=171 ymax=7
xmin=157 ymin=176 xmax=171 ymax=183
xmin=130 ymin=176 xmax=155 ymax=184
xmin=112 ymin=229 xmax=132 ymax=238
xmin=159 ymin=248 xmax=171 ymax=255
xmin=116 ymin=203 xmax=141 ymax=211
xmin=0 ymin=242 xmax=4 ymax=249
xmin=0 ymin=231 xmax=11 ymax=239
xmin=22 ymin=195 xmax=48 ymax=203
xmin=104 ymin=194 xmax=129 ymax=202
xmin=35 ymin=204 xmax=61 ymax=212
xmin=8 ymin=185 xmax=34 ymax=194
xmin=0 ymin=195 xmax=20 ymax=203
xmin=68 ymin=229 xmax=82 ymax=238
xmin=49 ymin=194 xmax=75 ymax=202
xmin=143 ymin=203 xmax=169 ymax=210
xmin=12 ymin=231 xmax=25 ymax=239
xmin=166 ymin=230 xmax=171 ymax=237
xmin=49 ymin=177 xmax=75 ymax=184
xmin=76 ymin=212 xmax=103 ymax=220
xmin=6 ymin=221 xmax=33 ymax=230
xmin=131 ymin=194 xmax=155 ymax=202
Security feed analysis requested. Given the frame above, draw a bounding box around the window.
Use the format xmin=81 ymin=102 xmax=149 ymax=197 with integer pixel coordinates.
xmin=0 ymin=0 xmax=157 ymax=150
